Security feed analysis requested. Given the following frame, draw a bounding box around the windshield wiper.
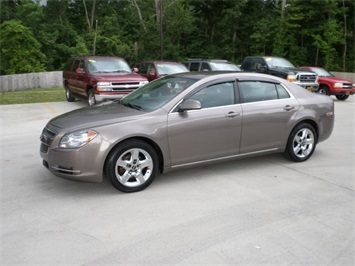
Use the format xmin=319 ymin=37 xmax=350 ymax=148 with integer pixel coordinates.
xmin=113 ymin=69 xmax=131 ymax=73
xmin=123 ymin=103 xmax=143 ymax=111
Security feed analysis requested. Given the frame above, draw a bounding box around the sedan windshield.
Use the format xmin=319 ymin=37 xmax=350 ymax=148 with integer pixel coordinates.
xmin=308 ymin=68 xmax=332 ymax=77
xmin=210 ymin=62 xmax=241 ymax=71
xmin=120 ymin=76 xmax=198 ymax=111
xmin=88 ymin=58 xmax=132 ymax=73
xmin=265 ymin=57 xmax=295 ymax=69
xmin=157 ymin=64 xmax=189 ymax=75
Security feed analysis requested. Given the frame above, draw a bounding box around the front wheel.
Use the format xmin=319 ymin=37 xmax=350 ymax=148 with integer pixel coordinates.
xmin=87 ymin=89 xmax=96 ymax=106
xmin=285 ymin=123 xmax=317 ymax=162
xmin=105 ymin=139 xmax=159 ymax=193
xmin=336 ymin=94 xmax=349 ymax=101
xmin=318 ymin=85 xmax=330 ymax=96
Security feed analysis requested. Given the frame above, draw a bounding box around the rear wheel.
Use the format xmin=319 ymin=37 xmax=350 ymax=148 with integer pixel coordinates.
xmin=336 ymin=94 xmax=349 ymax=101
xmin=105 ymin=139 xmax=159 ymax=193
xmin=87 ymin=89 xmax=96 ymax=106
xmin=285 ymin=123 xmax=317 ymax=162
xmin=65 ymin=84 xmax=75 ymax=102
xmin=318 ymin=85 xmax=330 ymax=96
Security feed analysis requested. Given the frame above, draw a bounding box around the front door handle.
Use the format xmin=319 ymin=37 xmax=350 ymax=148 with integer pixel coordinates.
xmin=225 ymin=111 xmax=240 ymax=118
xmin=283 ymin=105 xmax=295 ymax=111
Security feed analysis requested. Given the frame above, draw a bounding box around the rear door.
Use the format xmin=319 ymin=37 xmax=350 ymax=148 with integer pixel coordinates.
xmin=70 ymin=59 xmax=87 ymax=96
xmin=167 ymin=80 xmax=242 ymax=166
xmin=238 ymin=80 xmax=299 ymax=153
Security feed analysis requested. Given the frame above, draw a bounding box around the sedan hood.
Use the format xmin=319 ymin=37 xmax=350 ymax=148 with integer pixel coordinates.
xmin=49 ymin=102 xmax=144 ymax=130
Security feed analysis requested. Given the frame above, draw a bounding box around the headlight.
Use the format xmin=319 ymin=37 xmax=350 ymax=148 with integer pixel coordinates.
xmin=97 ymin=82 xmax=110 ymax=86
xmin=333 ymin=82 xmax=343 ymax=88
xmin=286 ymin=75 xmax=297 ymax=83
xmin=59 ymin=130 xmax=98 ymax=148
xmin=140 ymin=81 xmax=149 ymax=86
xmin=97 ymin=82 xmax=112 ymax=92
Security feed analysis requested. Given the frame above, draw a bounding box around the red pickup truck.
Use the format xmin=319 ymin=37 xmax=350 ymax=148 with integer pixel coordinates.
xmin=63 ymin=56 xmax=148 ymax=106
xmin=299 ymin=66 xmax=355 ymax=101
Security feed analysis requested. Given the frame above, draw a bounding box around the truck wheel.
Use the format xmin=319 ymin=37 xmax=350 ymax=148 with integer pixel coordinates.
xmin=336 ymin=94 xmax=349 ymax=101
xmin=87 ymin=89 xmax=96 ymax=106
xmin=285 ymin=123 xmax=317 ymax=162
xmin=65 ymin=84 xmax=75 ymax=102
xmin=105 ymin=139 xmax=159 ymax=193
xmin=318 ymin=85 xmax=330 ymax=96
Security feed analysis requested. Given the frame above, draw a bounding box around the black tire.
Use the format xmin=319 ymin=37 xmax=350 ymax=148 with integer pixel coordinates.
xmin=105 ymin=139 xmax=159 ymax=193
xmin=87 ymin=89 xmax=96 ymax=106
xmin=65 ymin=84 xmax=75 ymax=102
xmin=336 ymin=94 xmax=349 ymax=101
xmin=318 ymin=85 xmax=330 ymax=96
xmin=285 ymin=123 xmax=317 ymax=162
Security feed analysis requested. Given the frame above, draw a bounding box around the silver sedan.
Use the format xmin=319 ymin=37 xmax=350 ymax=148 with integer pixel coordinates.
xmin=40 ymin=72 xmax=334 ymax=192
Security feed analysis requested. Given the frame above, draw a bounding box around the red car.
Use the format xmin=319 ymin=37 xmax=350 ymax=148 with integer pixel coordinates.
xmin=299 ymin=66 xmax=355 ymax=101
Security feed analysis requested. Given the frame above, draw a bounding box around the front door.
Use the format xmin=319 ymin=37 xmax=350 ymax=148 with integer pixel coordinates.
xmin=167 ymin=81 xmax=242 ymax=166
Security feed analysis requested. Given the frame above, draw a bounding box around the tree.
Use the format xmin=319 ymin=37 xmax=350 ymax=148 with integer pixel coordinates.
xmin=0 ymin=20 xmax=46 ymax=74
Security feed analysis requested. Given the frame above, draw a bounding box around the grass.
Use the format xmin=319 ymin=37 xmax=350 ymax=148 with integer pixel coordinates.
xmin=0 ymin=87 xmax=66 ymax=105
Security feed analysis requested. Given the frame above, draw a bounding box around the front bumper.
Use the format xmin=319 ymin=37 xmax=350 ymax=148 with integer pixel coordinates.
xmin=294 ymin=82 xmax=319 ymax=92
xmin=331 ymin=87 xmax=355 ymax=96
xmin=95 ymin=92 xmax=129 ymax=102
xmin=40 ymin=127 xmax=108 ymax=183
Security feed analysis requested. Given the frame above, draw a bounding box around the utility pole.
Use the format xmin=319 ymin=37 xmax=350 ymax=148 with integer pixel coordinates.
xmin=160 ymin=0 xmax=163 ymax=60
xmin=93 ymin=20 xmax=98 ymax=55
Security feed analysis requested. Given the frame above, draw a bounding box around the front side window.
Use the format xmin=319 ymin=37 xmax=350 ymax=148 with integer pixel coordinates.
xmin=189 ymin=81 xmax=235 ymax=108
xmin=201 ymin=63 xmax=211 ymax=71
xmin=239 ymin=81 xmax=289 ymax=103
xmin=137 ymin=63 xmax=148 ymax=74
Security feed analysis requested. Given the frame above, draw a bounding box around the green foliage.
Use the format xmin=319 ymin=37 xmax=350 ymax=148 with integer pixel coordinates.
xmin=0 ymin=20 xmax=46 ymax=74
xmin=0 ymin=87 xmax=65 ymax=105
xmin=0 ymin=0 xmax=354 ymax=73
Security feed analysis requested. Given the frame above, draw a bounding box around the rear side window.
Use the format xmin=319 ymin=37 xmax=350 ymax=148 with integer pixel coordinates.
xmin=239 ymin=81 xmax=290 ymax=103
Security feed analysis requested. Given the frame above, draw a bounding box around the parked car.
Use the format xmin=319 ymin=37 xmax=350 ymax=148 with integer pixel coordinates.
xmin=40 ymin=72 xmax=334 ymax=193
xmin=241 ymin=56 xmax=319 ymax=92
xmin=183 ymin=59 xmax=241 ymax=71
xmin=134 ymin=61 xmax=189 ymax=81
xmin=299 ymin=66 xmax=355 ymax=101
xmin=63 ymin=56 xmax=148 ymax=106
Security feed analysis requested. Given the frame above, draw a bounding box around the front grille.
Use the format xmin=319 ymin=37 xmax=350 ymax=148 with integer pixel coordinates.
xmin=112 ymin=81 xmax=140 ymax=86
xmin=297 ymin=74 xmax=317 ymax=83
xmin=342 ymin=83 xmax=353 ymax=89
xmin=40 ymin=127 xmax=57 ymax=154
xmin=41 ymin=127 xmax=56 ymax=145
xmin=111 ymin=82 xmax=141 ymax=91
xmin=40 ymin=143 xmax=49 ymax=153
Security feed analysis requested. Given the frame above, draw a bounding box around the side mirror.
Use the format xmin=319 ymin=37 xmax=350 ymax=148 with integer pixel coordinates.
xmin=177 ymin=99 xmax=201 ymax=112
xmin=133 ymin=67 xmax=138 ymax=73
xmin=76 ymin=67 xmax=85 ymax=74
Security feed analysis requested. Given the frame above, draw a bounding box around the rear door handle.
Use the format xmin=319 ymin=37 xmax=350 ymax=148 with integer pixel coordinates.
xmin=225 ymin=111 xmax=240 ymax=118
xmin=283 ymin=105 xmax=295 ymax=111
